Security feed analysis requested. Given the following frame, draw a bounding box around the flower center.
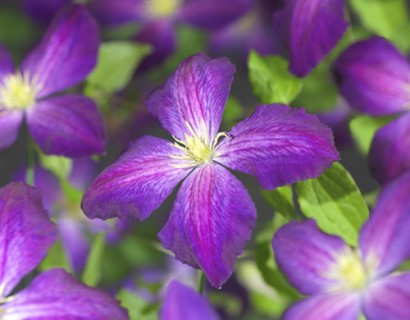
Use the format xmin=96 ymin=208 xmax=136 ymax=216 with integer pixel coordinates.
xmin=0 ymin=72 xmax=42 ymax=110
xmin=145 ymin=0 xmax=182 ymax=18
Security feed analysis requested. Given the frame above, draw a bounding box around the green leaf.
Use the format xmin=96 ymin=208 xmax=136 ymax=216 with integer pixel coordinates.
xmin=116 ymin=290 xmax=158 ymax=320
xmin=248 ymin=51 xmax=303 ymax=104
xmin=349 ymin=115 xmax=395 ymax=155
xmin=82 ymin=233 xmax=105 ymax=286
xmin=38 ymin=153 xmax=72 ymax=181
xmin=261 ymin=185 xmax=297 ymax=219
xmin=39 ymin=238 xmax=71 ymax=272
xmin=295 ymin=162 xmax=369 ymax=246
xmin=222 ymin=96 xmax=244 ymax=128
xmin=87 ymin=41 xmax=152 ymax=93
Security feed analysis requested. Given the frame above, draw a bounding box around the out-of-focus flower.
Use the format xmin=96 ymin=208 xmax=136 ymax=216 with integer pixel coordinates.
xmin=274 ymin=0 xmax=348 ymax=77
xmin=22 ymin=0 xmax=71 ymax=25
xmin=0 ymin=182 xmax=128 ymax=319
xmin=82 ymin=53 xmax=338 ymax=288
xmin=334 ymin=36 xmax=410 ymax=184
xmin=273 ymin=171 xmax=410 ymax=319
xmin=0 ymin=5 xmax=106 ymax=158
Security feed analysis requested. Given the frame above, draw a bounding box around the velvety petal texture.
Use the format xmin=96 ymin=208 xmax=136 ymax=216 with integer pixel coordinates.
xmin=274 ymin=0 xmax=348 ymax=77
xmin=363 ymin=273 xmax=410 ymax=320
xmin=359 ymin=170 xmax=410 ymax=276
xmin=283 ymin=293 xmax=360 ymax=320
xmin=369 ymin=114 xmax=410 ymax=184
xmin=159 ymin=164 xmax=256 ymax=288
xmin=160 ymin=280 xmax=219 ymax=320
xmin=26 ymin=94 xmax=106 ymax=157
xmin=334 ymin=37 xmax=410 ymax=115
xmin=0 ymin=110 xmax=23 ymax=150
xmin=2 ymin=269 xmax=128 ymax=320
xmin=273 ymin=220 xmax=347 ymax=295
xmin=145 ymin=53 xmax=235 ymax=141
xmin=0 ymin=182 xmax=57 ymax=298
xmin=82 ymin=136 xmax=191 ymax=221
xmin=22 ymin=4 xmax=99 ymax=98
xmin=216 ymin=105 xmax=339 ymax=189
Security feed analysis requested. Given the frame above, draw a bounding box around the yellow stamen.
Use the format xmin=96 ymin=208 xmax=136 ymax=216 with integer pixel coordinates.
xmin=145 ymin=0 xmax=182 ymax=18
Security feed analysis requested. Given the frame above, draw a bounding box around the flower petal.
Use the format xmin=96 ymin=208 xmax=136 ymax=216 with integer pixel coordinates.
xmin=145 ymin=53 xmax=235 ymax=141
xmin=0 ymin=109 xmax=23 ymax=150
xmin=359 ymin=170 xmax=410 ymax=276
xmin=160 ymin=280 xmax=219 ymax=320
xmin=274 ymin=0 xmax=348 ymax=77
xmin=283 ymin=293 xmax=360 ymax=320
xmin=0 ymin=182 xmax=57 ymax=298
xmin=82 ymin=136 xmax=191 ymax=221
xmin=88 ymin=0 xmax=144 ymax=26
xmin=26 ymin=94 xmax=106 ymax=157
xmin=22 ymin=0 xmax=70 ymax=25
xmin=272 ymin=220 xmax=348 ymax=295
xmin=0 ymin=44 xmax=14 ymax=79
xmin=369 ymin=113 xmax=410 ymax=184
xmin=363 ymin=273 xmax=410 ymax=320
xmin=216 ymin=105 xmax=339 ymax=189
xmin=2 ymin=269 xmax=128 ymax=320
xmin=158 ymin=164 xmax=256 ymax=288
xmin=334 ymin=37 xmax=410 ymax=115
xmin=21 ymin=4 xmax=99 ymax=98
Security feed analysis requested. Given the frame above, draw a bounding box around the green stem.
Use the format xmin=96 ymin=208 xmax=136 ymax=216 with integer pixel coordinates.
xmin=25 ymin=137 xmax=36 ymax=186
xmin=197 ymin=271 xmax=205 ymax=294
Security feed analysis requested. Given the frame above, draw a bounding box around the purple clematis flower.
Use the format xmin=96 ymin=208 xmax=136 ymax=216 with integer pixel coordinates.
xmin=274 ymin=0 xmax=348 ymax=77
xmin=273 ymin=171 xmax=410 ymax=319
xmin=0 ymin=4 xmax=106 ymax=157
xmin=82 ymin=53 xmax=339 ymax=288
xmin=334 ymin=36 xmax=410 ymax=184
xmin=160 ymin=280 xmax=219 ymax=320
xmin=0 ymin=182 xmax=128 ymax=319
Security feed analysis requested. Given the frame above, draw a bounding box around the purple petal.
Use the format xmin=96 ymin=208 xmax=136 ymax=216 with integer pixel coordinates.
xmin=88 ymin=0 xmax=144 ymax=26
xmin=272 ymin=220 xmax=347 ymax=295
xmin=364 ymin=273 xmax=410 ymax=320
xmin=283 ymin=293 xmax=360 ymax=320
xmin=0 ymin=182 xmax=57 ymax=298
xmin=21 ymin=4 xmax=99 ymax=98
xmin=216 ymin=105 xmax=339 ymax=189
xmin=69 ymin=158 xmax=98 ymax=190
xmin=0 ymin=110 xmax=23 ymax=150
xmin=26 ymin=94 xmax=106 ymax=157
xmin=145 ymin=53 xmax=235 ymax=141
xmin=2 ymin=269 xmax=128 ymax=319
xmin=22 ymin=0 xmax=70 ymax=25
xmin=178 ymin=0 xmax=251 ymax=30
xmin=82 ymin=136 xmax=190 ymax=221
xmin=369 ymin=113 xmax=410 ymax=184
xmin=274 ymin=0 xmax=348 ymax=77
xmin=160 ymin=280 xmax=219 ymax=320
xmin=158 ymin=164 xmax=256 ymax=288
xmin=334 ymin=37 xmax=410 ymax=115
xmin=0 ymin=44 xmax=14 ymax=79
xmin=359 ymin=170 xmax=410 ymax=276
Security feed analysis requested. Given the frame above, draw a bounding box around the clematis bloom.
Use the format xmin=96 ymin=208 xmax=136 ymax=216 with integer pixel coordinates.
xmin=82 ymin=53 xmax=338 ymax=288
xmin=0 ymin=4 xmax=106 ymax=157
xmin=273 ymin=171 xmax=410 ymax=319
xmin=0 ymin=182 xmax=128 ymax=319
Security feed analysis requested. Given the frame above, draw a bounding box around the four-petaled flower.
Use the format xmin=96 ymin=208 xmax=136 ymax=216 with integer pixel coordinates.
xmin=82 ymin=53 xmax=338 ymax=288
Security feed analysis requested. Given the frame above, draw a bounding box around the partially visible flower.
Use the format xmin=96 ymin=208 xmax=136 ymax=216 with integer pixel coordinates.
xmin=160 ymin=280 xmax=219 ymax=320
xmin=0 ymin=4 xmax=106 ymax=158
xmin=334 ymin=36 xmax=410 ymax=184
xmin=274 ymin=0 xmax=348 ymax=77
xmin=82 ymin=53 xmax=339 ymax=288
xmin=273 ymin=171 xmax=410 ymax=319
xmin=0 ymin=182 xmax=128 ymax=319
xmin=22 ymin=0 xmax=71 ymax=25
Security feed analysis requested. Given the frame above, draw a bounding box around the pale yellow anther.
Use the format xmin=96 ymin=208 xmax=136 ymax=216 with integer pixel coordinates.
xmin=0 ymin=72 xmax=42 ymax=110
xmin=145 ymin=0 xmax=182 ymax=18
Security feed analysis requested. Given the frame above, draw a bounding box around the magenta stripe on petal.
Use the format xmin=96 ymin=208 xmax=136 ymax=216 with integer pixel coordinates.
xmin=369 ymin=113 xmax=410 ymax=184
xmin=273 ymin=220 xmax=348 ymax=295
xmin=145 ymin=53 xmax=235 ymax=142
xmin=0 ymin=182 xmax=57 ymax=299
xmin=26 ymin=94 xmax=106 ymax=157
xmin=334 ymin=37 xmax=410 ymax=115
xmin=2 ymin=269 xmax=128 ymax=320
xmin=359 ymin=171 xmax=410 ymax=276
xmin=82 ymin=136 xmax=191 ymax=221
xmin=274 ymin=0 xmax=348 ymax=77
xmin=158 ymin=163 xmax=256 ymax=288
xmin=283 ymin=293 xmax=360 ymax=320
xmin=364 ymin=273 xmax=410 ymax=320
xmin=216 ymin=105 xmax=339 ymax=189
xmin=0 ymin=110 xmax=23 ymax=151
xmin=21 ymin=4 xmax=99 ymax=98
